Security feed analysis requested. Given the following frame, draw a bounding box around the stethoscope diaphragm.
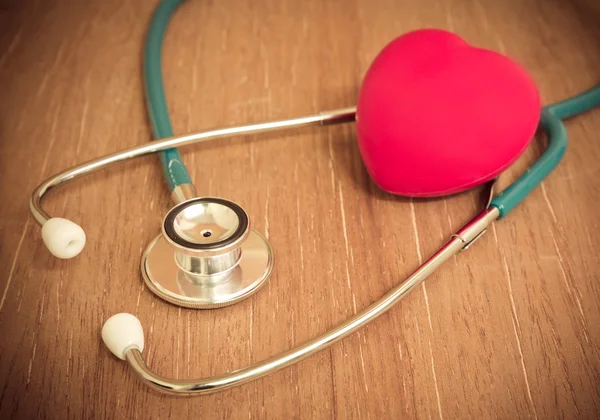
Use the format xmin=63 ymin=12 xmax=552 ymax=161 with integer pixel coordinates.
xmin=142 ymin=197 xmax=273 ymax=309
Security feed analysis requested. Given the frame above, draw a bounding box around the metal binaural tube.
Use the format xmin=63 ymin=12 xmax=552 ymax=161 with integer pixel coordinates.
xmin=30 ymin=108 xmax=356 ymax=226
xmin=121 ymin=207 xmax=500 ymax=395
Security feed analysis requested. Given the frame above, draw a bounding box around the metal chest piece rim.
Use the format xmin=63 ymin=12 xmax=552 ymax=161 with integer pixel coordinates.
xmin=141 ymin=197 xmax=273 ymax=309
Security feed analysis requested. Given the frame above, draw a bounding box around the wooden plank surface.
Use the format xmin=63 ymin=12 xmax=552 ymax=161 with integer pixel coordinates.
xmin=1 ymin=0 xmax=599 ymax=418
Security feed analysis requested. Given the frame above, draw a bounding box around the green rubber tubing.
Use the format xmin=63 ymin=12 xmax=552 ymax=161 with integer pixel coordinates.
xmin=145 ymin=0 xmax=600 ymax=210
xmin=490 ymin=84 xmax=600 ymax=218
xmin=144 ymin=0 xmax=192 ymax=191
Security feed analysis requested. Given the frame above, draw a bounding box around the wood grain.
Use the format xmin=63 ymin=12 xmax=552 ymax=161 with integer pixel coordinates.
xmin=1 ymin=0 xmax=599 ymax=418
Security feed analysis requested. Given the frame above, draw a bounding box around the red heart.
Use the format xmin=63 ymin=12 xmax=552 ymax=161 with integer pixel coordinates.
xmin=355 ymin=29 xmax=541 ymax=197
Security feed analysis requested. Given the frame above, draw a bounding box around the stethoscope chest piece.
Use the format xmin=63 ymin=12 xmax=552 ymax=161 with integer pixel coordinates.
xmin=141 ymin=197 xmax=273 ymax=309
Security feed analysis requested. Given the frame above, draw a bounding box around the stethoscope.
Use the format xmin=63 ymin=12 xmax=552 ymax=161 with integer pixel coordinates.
xmin=29 ymin=0 xmax=600 ymax=396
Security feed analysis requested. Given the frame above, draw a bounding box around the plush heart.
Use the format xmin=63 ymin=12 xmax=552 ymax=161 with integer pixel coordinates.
xmin=355 ymin=29 xmax=541 ymax=197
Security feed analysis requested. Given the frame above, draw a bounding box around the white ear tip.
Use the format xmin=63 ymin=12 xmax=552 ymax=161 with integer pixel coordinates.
xmin=101 ymin=313 xmax=145 ymax=360
xmin=41 ymin=218 xmax=86 ymax=259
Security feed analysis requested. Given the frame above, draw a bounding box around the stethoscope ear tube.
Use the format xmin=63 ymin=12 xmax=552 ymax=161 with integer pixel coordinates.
xmin=29 ymin=107 xmax=356 ymax=259
xmin=105 ymin=205 xmax=500 ymax=395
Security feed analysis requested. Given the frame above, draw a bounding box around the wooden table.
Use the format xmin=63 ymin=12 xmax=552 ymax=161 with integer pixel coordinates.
xmin=1 ymin=0 xmax=599 ymax=418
